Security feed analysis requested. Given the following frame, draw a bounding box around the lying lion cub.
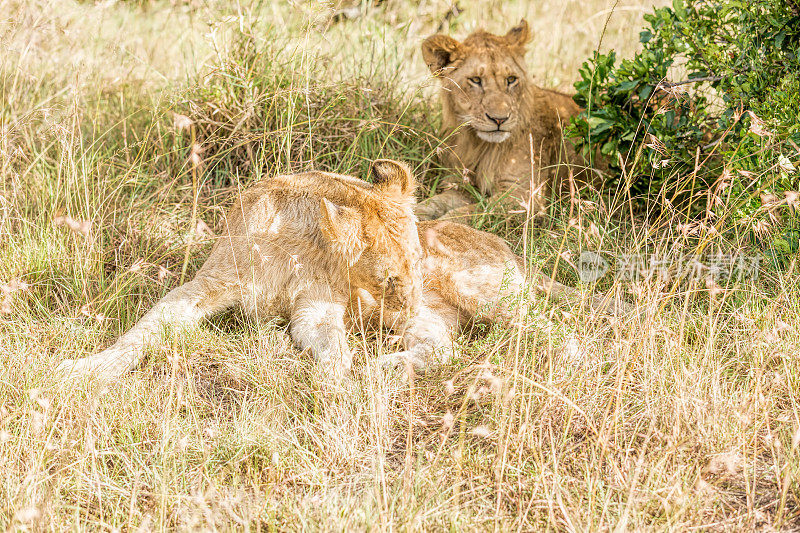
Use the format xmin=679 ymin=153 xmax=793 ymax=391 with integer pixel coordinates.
xmin=59 ymin=161 xmax=623 ymax=383
xmin=365 ymin=220 xmax=625 ymax=368
xmin=417 ymin=19 xmax=592 ymax=221
xmin=58 ymin=160 xmax=423 ymax=383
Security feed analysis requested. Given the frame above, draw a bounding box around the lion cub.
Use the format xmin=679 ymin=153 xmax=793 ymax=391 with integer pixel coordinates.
xmin=58 ymin=160 xmax=422 ymax=383
xmin=417 ymin=19 xmax=591 ymax=221
xmin=365 ymin=220 xmax=628 ymax=369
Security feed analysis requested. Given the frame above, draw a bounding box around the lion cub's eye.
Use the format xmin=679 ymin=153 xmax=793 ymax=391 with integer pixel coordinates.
xmin=506 ymin=75 xmax=518 ymax=86
xmin=467 ymin=76 xmax=482 ymax=87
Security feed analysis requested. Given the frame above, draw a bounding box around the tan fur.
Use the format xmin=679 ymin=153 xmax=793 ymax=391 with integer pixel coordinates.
xmin=418 ymin=20 xmax=593 ymax=221
xmin=367 ymin=221 xmax=630 ymax=369
xmin=57 ymin=160 xmax=423 ymax=384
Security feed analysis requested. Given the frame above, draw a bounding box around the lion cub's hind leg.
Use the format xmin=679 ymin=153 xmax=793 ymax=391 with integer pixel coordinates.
xmin=58 ymin=276 xmax=239 ymax=383
xmin=446 ymin=258 xmax=530 ymax=324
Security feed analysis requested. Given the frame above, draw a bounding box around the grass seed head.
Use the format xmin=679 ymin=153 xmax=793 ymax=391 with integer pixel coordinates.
xmin=173 ymin=112 xmax=194 ymax=133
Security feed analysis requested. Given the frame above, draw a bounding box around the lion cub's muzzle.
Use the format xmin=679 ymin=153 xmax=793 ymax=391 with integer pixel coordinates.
xmin=471 ymin=113 xmax=516 ymax=143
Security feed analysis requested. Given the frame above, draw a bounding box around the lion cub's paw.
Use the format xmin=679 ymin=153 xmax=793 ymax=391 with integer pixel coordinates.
xmin=415 ymin=201 xmax=443 ymax=221
xmin=378 ymin=350 xmax=429 ymax=372
xmin=378 ymin=346 xmax=454 ymax=374
xmin=441 ymin=205 xmax=477 ymax=223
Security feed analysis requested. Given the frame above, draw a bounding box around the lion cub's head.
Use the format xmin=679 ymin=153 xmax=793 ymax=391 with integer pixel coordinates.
xmin=319 ymin=159 xmax=422 ymax=313
xmin=422 ymin=20 xmax=532 ymax=144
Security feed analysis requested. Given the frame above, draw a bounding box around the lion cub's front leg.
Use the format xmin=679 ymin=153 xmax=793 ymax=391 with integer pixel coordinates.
xmin=416 ymin=188 xmax=474 ymax=221
xmin=379 ymin=293 xmax=459 ymax=371
xmin=441 ymin=181 xmax=547 ymax=223
xmin=58 ymin=277 xmax=237 ymax=383
xmin=290 ymin=292 xmax=354 ymax=382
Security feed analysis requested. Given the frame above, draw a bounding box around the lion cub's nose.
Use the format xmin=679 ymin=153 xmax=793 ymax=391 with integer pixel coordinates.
xmin=486 ymin=113 xmax=509 ymax=127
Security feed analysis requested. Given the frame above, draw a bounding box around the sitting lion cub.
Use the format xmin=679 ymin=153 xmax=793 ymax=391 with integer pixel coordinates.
xmin=58 ymin=160 xmax=423 ymax=383
xmin=417 ymin=19 xmax=592 ymax=221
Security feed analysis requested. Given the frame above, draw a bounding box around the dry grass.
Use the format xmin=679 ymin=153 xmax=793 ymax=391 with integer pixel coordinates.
xmin=1 ymin=0 xmax=799 ymax=530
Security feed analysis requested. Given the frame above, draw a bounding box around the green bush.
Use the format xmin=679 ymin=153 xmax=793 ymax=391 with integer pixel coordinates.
xmin=568 ymin=0 xmax=800 ymax=255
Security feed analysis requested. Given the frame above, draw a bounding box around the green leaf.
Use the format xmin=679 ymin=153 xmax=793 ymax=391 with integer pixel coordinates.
xmin=586 ymin=116 xmax=606 ymax=129
xmin=601 ymin=140 xmax=617 ymax=155
xmin=615 ymin=80 xmax=640 ymax=93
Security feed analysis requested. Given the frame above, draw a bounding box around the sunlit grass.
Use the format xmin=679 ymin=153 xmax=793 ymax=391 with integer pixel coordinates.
xmin=1 ymin=0 xmax=798 ymax=530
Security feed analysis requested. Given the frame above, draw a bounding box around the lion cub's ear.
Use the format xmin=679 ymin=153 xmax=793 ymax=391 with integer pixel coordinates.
xmin=504 ymin=19 xmax=531 ymax=48
xmin=370 ymin=159 xmax=416 ymax=197
xmin=319 ymin=198 xmax=366 ymax=265
xmin=421 ymin=34 xmax=462 ymax=74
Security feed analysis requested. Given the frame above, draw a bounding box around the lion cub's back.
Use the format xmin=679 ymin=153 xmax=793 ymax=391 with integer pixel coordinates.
xmin=220 ymin=171 xmax=374 ymax=237
xmin=539 ymin=88 xmax=582 ymax=124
